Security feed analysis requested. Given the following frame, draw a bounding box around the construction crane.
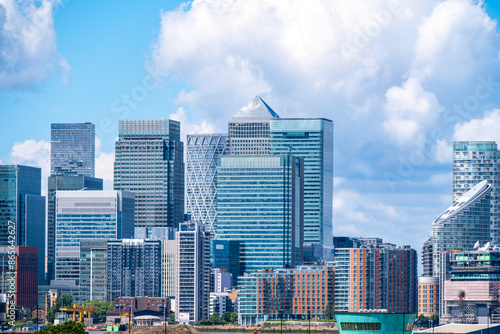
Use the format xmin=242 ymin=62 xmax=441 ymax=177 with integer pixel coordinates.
xmin=59 ymin=303 xmax=98 ymax=323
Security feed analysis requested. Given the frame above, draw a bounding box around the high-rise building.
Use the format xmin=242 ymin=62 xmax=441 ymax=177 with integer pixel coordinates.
xmin=422 ymin=236 xmax=433 ymax=277
xmin=107 ymin=239 xmax=162 ymax=301
xmin=47 ymin=175 xmax=103 ymax=283
xmin=238 ymin=265 xmax=335 ymax=325
xmin=334 ymin=245 xmax=417 ymax=313
xmin=114 ymin=119 xmax=184 ymax=229
xmin=186 ymin=133 xmax=228 ymax=235
xmin=217 ymin=155 xmax=304 ymax=274
xmin=210 ymin=240 xmax=241 ymax=286
xmin=453 ymin=141 xmax=500 ymax=243
xmin=432 ymin=180 xmax=491 ymax=277
xmin=79 ymin=239 xmax=107 ymax=301
xmin=227 ymin=96 xmax=279 ymax=155
xmin=175 ymin=222 xmax=210 ymax=323
xmin=51 ymin=123 xmax=95 ymax=177
xmin=270 ymin=118 xmax=333 ymax=247
xmin=0 ymin=165 xmax=45 ymax=284
xmin=162 ymin=239 xmax=177 ymax=298
xmin=0 ymin=246 xmax=38 ymax=308
xmin=55 ymin=190 xmax=135 ymax=284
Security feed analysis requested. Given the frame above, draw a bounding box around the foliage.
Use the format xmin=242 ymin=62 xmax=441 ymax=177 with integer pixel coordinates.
xmin=34 ymin=321 xmax=85 ymax=334
xmin=196 ymin=313 xmax=227 ymax=325
xmin=323 ymin=303 xmax=335 ymax=321
xmin=45 ymin=294 xmax=73 ymax=323
xmin=14 ymin=320 xmax=25 ymax=327
xmin=170 ymin=312 xmax=175 ymax=323
xmin=414 ymin=314 xmax=439 ymax=328
xmin=84 ymin=300 xmax=115 ymax=321
xmin=229 ymin=312 xmax=238 ymax=323
xmin=222 ymin=311 xmax=232 ymax=322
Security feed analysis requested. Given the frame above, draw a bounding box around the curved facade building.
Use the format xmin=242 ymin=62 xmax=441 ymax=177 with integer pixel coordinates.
xmin=432 ymin=180 xmax=491 ymax=277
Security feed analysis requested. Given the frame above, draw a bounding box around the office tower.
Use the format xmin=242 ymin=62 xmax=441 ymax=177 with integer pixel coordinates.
xmin=432 ymin=180 xmax=491 ymax=277
xmin=186 ymin=134 xmax=228 ymax=235
xmin=54 ymin=190 xmax=135 ymax=284
xmin=422 ymin=236 xmax=433 ymax=277
xmin=0 ymin=165 xmax=45 ymax=284
xmin=440 ymin=248 xmax=500 ymax=324
xmin=175 ymin=222 xmax=210 ymax=323
xmin=0 ymin=246 xmax=37 ymax=308
xmin=270 ymin=118 xmax=333 ymax=248
xmin=162 ymin=239 xmax=177 ymax=298
xmin=51 ymin=123 xmax=95 ymax=177
xmin=114 ymin=119 xmax=184 ymax=228
xmin=134 ymin=227 xmax=177 ymax=240
xmin=79 ymin=239 xmax=107 ymax=301
xmin=107 ymin=239 xmax=162 ymax=301
xmin=453 ymin=141 xmax=500 ymax=243
xmin=238 ymin=265 xmax=335 ymax=325
xmin=210 ymin=240 xmax=241 ymax=286
xmin=217 ymin=155 xmax=304 ymax=273
xmin=227 ymin=96 xmax=279 ymax=155
xmin=47 ymin=175 xmax=103 ymax=283
xmin=418 ymin=277 xmax=438 ymax=316
xmin=334 ymin=245 xmax=417 ymax=313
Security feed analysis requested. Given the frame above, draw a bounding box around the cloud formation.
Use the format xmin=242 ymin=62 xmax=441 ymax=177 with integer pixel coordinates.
xmin=0 ymin=0 xmax=68 ymax=90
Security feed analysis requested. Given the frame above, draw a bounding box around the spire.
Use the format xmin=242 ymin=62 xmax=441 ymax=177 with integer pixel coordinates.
xmin=233 ymin=96 xmax=280 ymax=119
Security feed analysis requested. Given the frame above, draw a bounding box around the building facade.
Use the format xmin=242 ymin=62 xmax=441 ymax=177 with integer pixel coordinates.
xmin=334 ymin=245 xmax=417 ymax=313
xmin=270 ymin=118 xmax=333 ymax=248
xmin=210 ymin=240 xmax=241 ymax=286
xmin=107 ymin=239 xmax=162 ymax=301
xmin=115 ymin=297 xmax=170 ymax=312
xmin=432 ymin=180 xmax=491 ymax=277
xmin=453 ymin=141 xmax=500 ymax=243
xmin=227 ymin=96 xmax=279 ymax=155
xmin=0 ymin=165 xmax=45 ymax=284
xmin=217 ymin=155 xmax=304 ymax=274
xmin=162 ymin=239 xmax=177 ymax=298
xmin=186 ymin=133 xmax=227 ymax=236
xmin=114 ymin=119 xmax=184 ymax=229
xmin=418 ymin=276 xmax=439 ymax=316
xmin=47 ymin=175 xmax=103 ymax=283
xmin=79 ymin=239 xmax=107 ymax=301
xmin=238 ymin=265 xmax=335 ymax=325
xmin=0 ymin=246 xmax=38 ymax=308
xmin=175 ymin=223 xmax=210 ymax=323
xmin=51 ymin=122 xmax=95 ymax=177
xmin=55 ymin=190 xmax=135 ymax=284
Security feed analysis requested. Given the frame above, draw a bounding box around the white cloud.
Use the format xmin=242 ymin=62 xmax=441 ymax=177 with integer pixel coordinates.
xmin=9 ymin=139 xmax=50 ymax=196
xmin=430 ymin=172 xmax=452 ymax=185
xmin=434 ymin=139 xmax=453 ymax=164
xmin=453 ymin=109 xmax=500 ymax=143
xmin=0 ymin=0 xmax=66 ymax=90
xmin=169 ymin=107 xmax=217 ymax=143
xmin=95 ymin=136 xmax=114 ymax=190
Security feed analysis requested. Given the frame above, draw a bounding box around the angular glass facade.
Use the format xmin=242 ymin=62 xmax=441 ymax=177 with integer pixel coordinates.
xmin=210 ymin=239 xmax=242 ymax=286
xmin=51 ymin=123 xmax=95 ymax=177
xmin=453 ymin=141 xmax=500 ymax=243
xmin=270 ymin=118 xmax=333 ymax=246
xmin=217 ymin=155 xmax=304 ymax=273
xmin=46 ymin=175 xmax=103 ymax=283
xmin=433 ymin=180 xmax=492 ymax=277
xmin=0 ymin=165 xmax=45 ymax=284
xmin=114 ymin=119 xmax=184 ymax=228
xmin=55 ymin=190 xmax=135 ymax=285
xmin=79 ymin=239 xmax=107 ymax=301
xmin=186 ymin=134 xmax=228 ymax=235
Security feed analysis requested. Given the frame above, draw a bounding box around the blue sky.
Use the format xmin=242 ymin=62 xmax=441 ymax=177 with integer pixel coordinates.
xmin=1 ymin=0 xmax=500 ymax=249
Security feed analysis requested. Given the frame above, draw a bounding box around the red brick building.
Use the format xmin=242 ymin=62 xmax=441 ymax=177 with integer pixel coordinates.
xmin=115 ymin=297 xmax=170 ymax=313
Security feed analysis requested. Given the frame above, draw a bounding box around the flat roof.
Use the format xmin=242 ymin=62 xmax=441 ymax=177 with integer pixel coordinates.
xmin=415 ymin=324 xmax=500 ymax=333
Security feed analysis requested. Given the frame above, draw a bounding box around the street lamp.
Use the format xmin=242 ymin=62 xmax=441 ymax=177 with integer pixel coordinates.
xmin=163 ymin=303 xmax=167 ymax=334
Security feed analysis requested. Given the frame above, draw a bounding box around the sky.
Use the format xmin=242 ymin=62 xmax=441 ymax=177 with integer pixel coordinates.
xmin=1 ymin=0 xmax=500 ymax=251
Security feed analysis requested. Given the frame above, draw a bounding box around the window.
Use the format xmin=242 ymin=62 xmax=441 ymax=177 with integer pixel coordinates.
xmin=340 ymin=323 xmax=381 ymax=331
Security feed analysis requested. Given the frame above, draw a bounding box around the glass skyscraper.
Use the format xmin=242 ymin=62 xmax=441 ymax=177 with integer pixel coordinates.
xmin=51 ymin=123 xmax=95 ymax=177
xmin=0 ymin=165 xmax=45 ymax=284
xmin=217 ymin=155 xmax=304 ymax=273
xmin=54 ymin=190 xmax=135 ymax=285
xmin=114 ymin=119 xmax=184 ymax=228
xmin=79 ymin=239 xmax=107 ymax=301
xmin=47 ymin=175 xmax=103 ymax=283
xmin=270 ymin=118 xmax=333 ymax=247
xmin=432 ymin=180 xmax=491 ymax=277
xmin=228 ymin=96 xmax=279 ymax=155
xmin=453 ymin=141 xmax=500 ymax=243
xmin=186 ymin=133 xmax=228 ymax=235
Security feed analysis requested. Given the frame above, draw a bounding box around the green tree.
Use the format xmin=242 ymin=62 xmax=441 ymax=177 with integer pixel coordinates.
xmin=34 ymin=321 xmax=85 ymax=334
xmin=170 ymin=312 xmax=175 ymax=323
xmin=229 ymin=312 xmax=238 ymax=323
xmin=221 ymin=311 xmax=232 ymax=322
xmin=209 ymin=313 xmax=225 ymax=325
xmin=414 ymin=314 xmax=428 ymax=327
xmin=323 ymin=303 xmax=335 ymax=321
xmin=84 ymin=300 xmax=115 ymax=321
xmin=45 ymin=294 xmax=73 ymax=323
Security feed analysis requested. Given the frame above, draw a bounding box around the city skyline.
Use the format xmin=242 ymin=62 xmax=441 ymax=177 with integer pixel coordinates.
xmin=1 ymin=0 xmax=500 ymax=250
